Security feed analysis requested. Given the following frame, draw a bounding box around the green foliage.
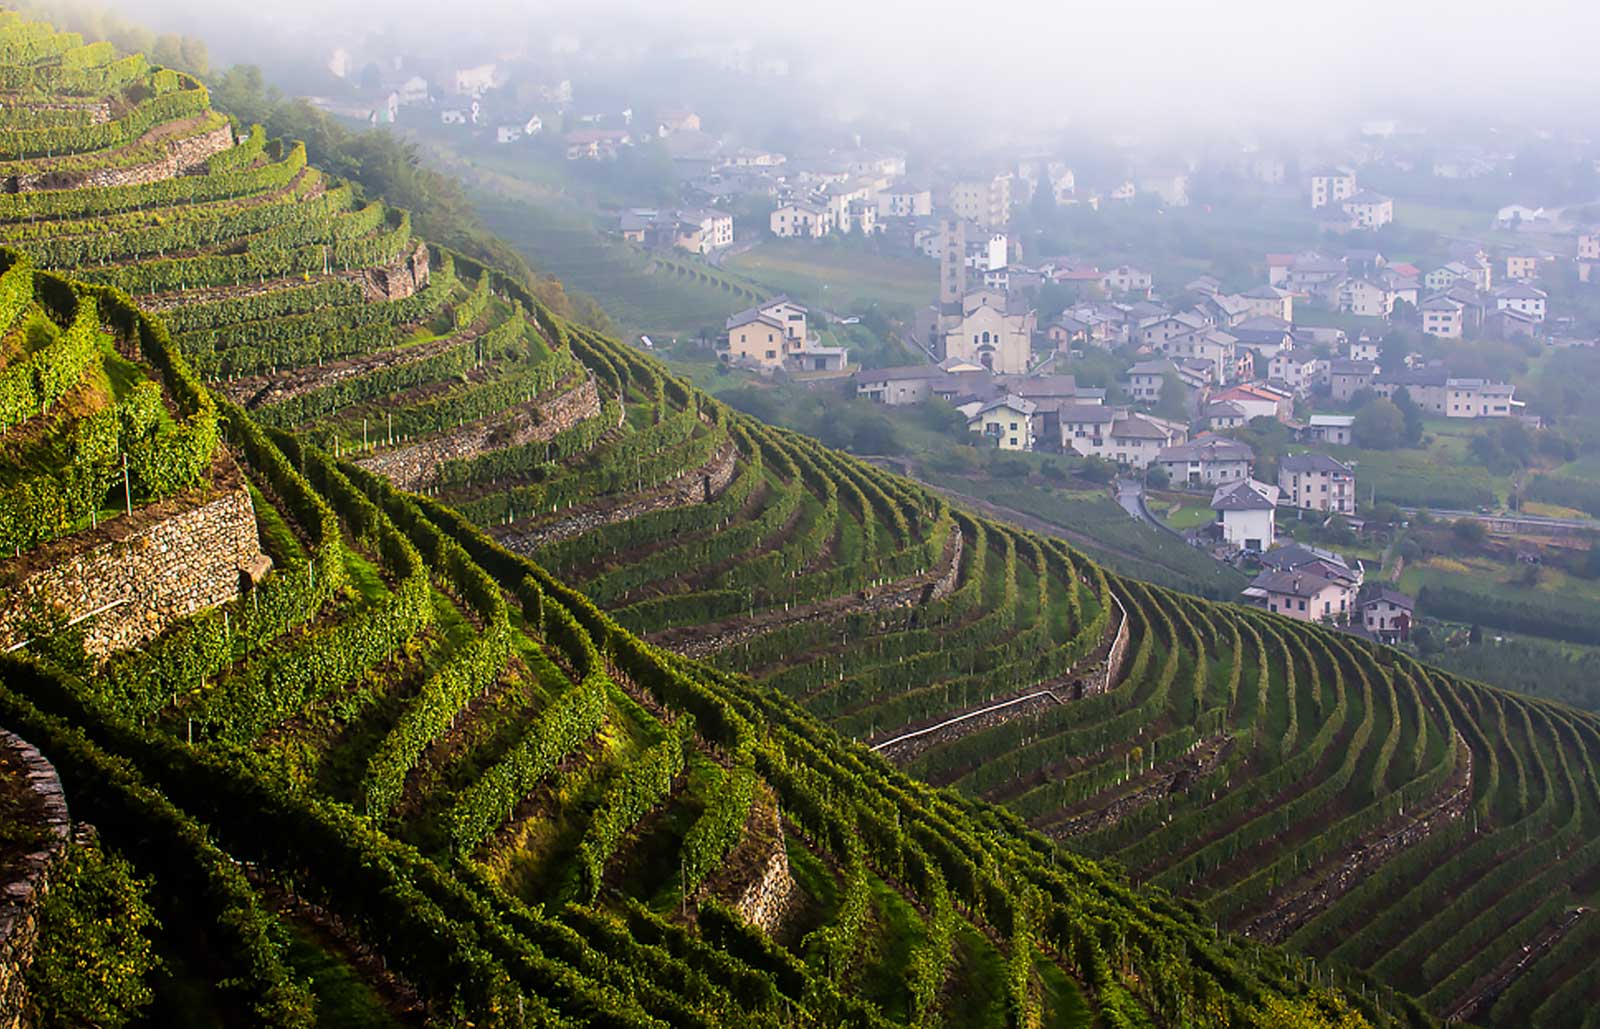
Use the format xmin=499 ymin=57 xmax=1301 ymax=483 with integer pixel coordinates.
xmin=1351 ymin=398 xmax=1404 ymax=450
xmin=681 ymin=751 xmax=759 ymax=893
xmin=25 ymin=839 xmax=160 ymax=1029
xmin=575 ymin=714 xmax=694 ymax=900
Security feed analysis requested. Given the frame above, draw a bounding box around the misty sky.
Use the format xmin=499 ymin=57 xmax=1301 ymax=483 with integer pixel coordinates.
xmin=106 ymin=0 xmax=1600 ymax=130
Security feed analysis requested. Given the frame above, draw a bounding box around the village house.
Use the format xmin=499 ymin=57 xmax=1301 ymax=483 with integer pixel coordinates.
xmin=1204 ymin=400 xmax=1250 ymax=431
xmin=821 ymin=180 xmax=879 ymax=235
xmin=1239 ymin=284 xmax=1294 ymax=322
xmin=1248 ymin=566 xmax=1355 ymax=623
xmin=1197 ymin=292 xmax=1252 ymax=328
xmin=1157 ymin=329 xmax=1237 ymax=384
xmin=1283 ymin=254 xmax=1348 ymax=293
xmin=854 ymin=365 xmax=988 ymax=406
xmin=1426 ymin=258 xmax=1492 ymax=293
xmin=1309 ymin=169 xmax=1357 ymax=209
xmin=1349 ymin=336 xmax=1381 ymax=362
xmin=1231 ymin=316 xmax=1296 ymax=360
xmin=1304 ymin=414 xmax=1355 ymax=445
xmin=1065 ymin=410 xmax=1187 ymax=467
xmin=1211 ymin=479 xmax=1279 ymax=552
xmin=722 ymin=297 xmax=845 ymax=373
xmin=1372 ymin=368 xmax=1515 ymax=418
xmin=1362 ymin=588 xmax=1415 ymax=642
xmin=1126 ymin=360 xmax=1179 ymax=404
xmin=1269 ymin=351 xmax=1324 ymax=395
xmin=1211 ymin=382 xmax=1292 ymax=422
xmin=1494 ymin=282 xmax=1548 ymax=322
xmin=1138 ymin=171 xmax=1190 ymax=207
xmin=948 ymin=173 xmax=1013 ymax=228
xmin=564 ymin=129 xmax=631 ymax=160
xmin=1278 ymin=453 xmax=1356 ymax=514
xmin=1338 ymin=278 xmax=1398 ymax=318
xmin=1504 ymin=251 xmax=1544 ymax=281
xmin=1328 ymin=359 xmax=1379 ymax=402
xmin=657 ymin=110 xmax=701 ymax=134
xmin=770 ymin=201 xmax=833 ymax=238
xmin=1495 ymin=204 xmax=1550 ymax=229
xmin=620 ymin=208 xmax=734 ymax=254
xmin=1341 ymin=190 xmax=1395 ymax=229
xmin=1102 ymin=265 xmax=1154 ymax=296
xmin=1445 ymin=379 xmax=1518 ymax=418
xmin=1419 ymin=295 xmax=1465 ymax=338
xmin=1053 ymin=404 xmax=1120 ymax=452
xmin=966 ymin=395 xmax=1036 ymax=451
xmin=1578 ymin=228 xmax=1600 ymax=281
xmin=1483 ymin=308 xmax=1540 ymax=339
xmin=876 ymin=186 xmax=933 ymax=219
xmin=1139 ymin=311 xmax=1207 ymax=347
xmin=1155 ymin=436 xmax=1256 ymax=487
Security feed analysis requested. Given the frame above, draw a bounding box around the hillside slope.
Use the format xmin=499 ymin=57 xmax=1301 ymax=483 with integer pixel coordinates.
xmin=0 ymin=15 xmax=1588 ymax=1028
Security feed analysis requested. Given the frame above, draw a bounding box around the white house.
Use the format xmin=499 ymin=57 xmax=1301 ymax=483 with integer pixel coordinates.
xmin=1341 ymin=190 xmax=1394 ymax=229
xmin=1309 ymin=169 xmax=1357 ymax=209
xmin=1362 ymin=589 xmax=1414 ymax=643
xmin=1494 ymin=283 xmax=1547 ymax=323
xmin=1212 ymin=479 xmax=1279 ymax=552
xmin=1156 ymin=436 xmax=1256 ymax=487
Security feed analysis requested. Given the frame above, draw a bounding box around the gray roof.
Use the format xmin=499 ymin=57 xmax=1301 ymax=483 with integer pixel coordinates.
xmin=1279 ymin=453 xmax=1354 ymax=475
xmin=1260 ymin=543 xmax=1352 ymax=573
xmin=1159 ymin=436 xmax=1256 ymax=463
xmin=1212 ymin=479 xmax=1277 ymax=511
xmin=1365 ymin=588 xmax=1414 ymax=611
xmin=1056 ymin=404 xmax=1119 ymax=423
xmin=1113 ymin=415 xmax=1176 ymax=440
xmin=1127 ymin=359 xmax=1176 ymax=376
xmin=996 ymin=374 xmax=1077 ymax=399
xmin=1251 ymin=567 xmax=1345 ymax=598
xmin=1329 ymin=359 xmax=1379 ymax=376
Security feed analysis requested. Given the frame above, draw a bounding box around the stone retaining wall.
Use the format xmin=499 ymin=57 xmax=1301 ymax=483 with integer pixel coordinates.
xmin=0 ymin=478 xmax=266 ymax=659
xmin=730 ymin=793 xmax=798 ymax=935
xmin=656 ymin=526 xmax=963 ymax=659
xmin=8 ymin=121 xmax=233 ymax=193
xmin=494 ymin=440 xmax=738 ymax=552
xmin=358 ymin=242 xmax=430 ymax=302
xmin=354 ymin=377 xmax=602 ymax=491
xmin=0 ymin=729 xmax=73 ymax=1029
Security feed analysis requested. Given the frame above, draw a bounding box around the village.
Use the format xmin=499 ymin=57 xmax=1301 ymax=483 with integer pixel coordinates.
xmin=299 ymin=30 xmax=1600 ymax=675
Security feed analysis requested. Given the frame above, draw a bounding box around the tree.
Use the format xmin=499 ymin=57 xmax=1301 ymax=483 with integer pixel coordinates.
xmin=1352 ymin=398 xmax=1405 ymax=450
xmin=1145 ymin=464 xmax=1171 ymax=489
xmin=1154 ymin=370 xmax=1189 ymax=421
xmin=1078 ymin=456 xmax=1116 ymax=484
xmin=1391 ymin=387 xmax=1424 ymax=446
xmin=1453 ymin=518 xmax=1488 ymax=546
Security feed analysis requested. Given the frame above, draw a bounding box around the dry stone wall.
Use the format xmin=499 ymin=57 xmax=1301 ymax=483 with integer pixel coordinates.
xmin=0 ymin=729 xmax=73 ymax=1029
xmin=494 ymin=440 xmax=738 ymax=552
xmin=654 ymin=527 xmax=963 ymax=659
xmin=0 ymin=479 xmax=266 ymax=658
xmin=358 ymin=241 xmax=430 ymax=302
xmin=7 ymin=121 xmax=233 ymax=193
xmin=729 ymin=793 xmax=798 ymax=935
xmin=355 ymin=376 xmax=601 ymax=491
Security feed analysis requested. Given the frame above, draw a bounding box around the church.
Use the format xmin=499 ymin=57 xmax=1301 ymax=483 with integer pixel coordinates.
xmin=922 ymin=218 xmax=1035 ymax=374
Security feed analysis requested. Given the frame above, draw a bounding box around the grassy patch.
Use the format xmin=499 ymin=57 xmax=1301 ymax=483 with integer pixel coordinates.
xmin=725 ymin=240 xmax=933 ymax=312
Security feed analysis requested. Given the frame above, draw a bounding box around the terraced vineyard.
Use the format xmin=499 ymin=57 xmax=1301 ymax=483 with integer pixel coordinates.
xmin=0 ymin=14 xmax=1592 ymax=1028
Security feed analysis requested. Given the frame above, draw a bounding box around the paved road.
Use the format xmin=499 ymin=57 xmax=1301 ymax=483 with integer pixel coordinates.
xmin=1396 ymin=505 xmax=1596 ymax=533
